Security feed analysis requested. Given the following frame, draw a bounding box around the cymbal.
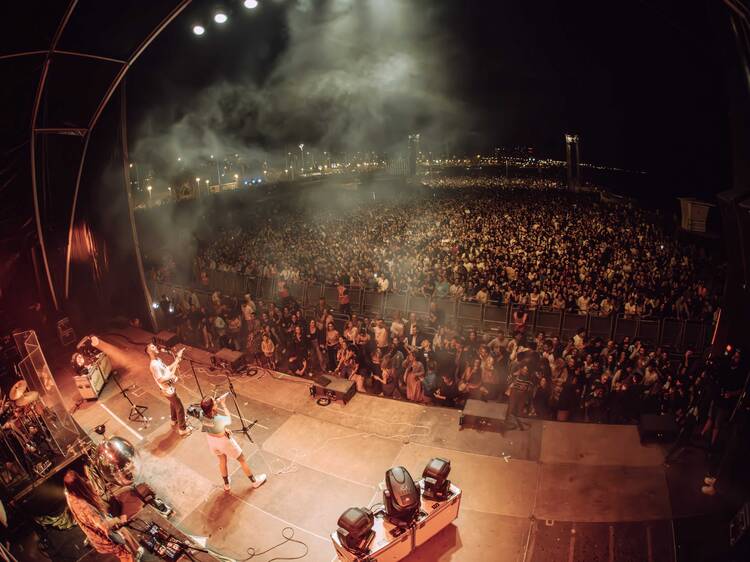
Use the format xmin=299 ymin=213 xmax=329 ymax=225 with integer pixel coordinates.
xmin=15 ymin=391 xmax=39 ymax=407
xmin=9 ymin=380 xmax=27 ymax=400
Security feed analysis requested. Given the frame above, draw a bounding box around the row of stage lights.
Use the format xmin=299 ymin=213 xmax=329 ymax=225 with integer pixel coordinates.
xmin=192 ymin=0 xmax=259 ymax=36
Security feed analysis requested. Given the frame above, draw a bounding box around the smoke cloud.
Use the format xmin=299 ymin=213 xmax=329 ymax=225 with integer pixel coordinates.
xmin=132 ymin=0 xmax=470 ymax=171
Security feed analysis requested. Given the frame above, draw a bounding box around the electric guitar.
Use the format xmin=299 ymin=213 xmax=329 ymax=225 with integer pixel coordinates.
xmin=159 ymin=347 xmax=185 ymax=396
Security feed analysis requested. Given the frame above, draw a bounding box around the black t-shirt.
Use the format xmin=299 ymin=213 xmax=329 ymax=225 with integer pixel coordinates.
xmin=438 ymin=378 xmax=459 ymax=405
xmin=717 ymin=365 xmax=744 ymax=409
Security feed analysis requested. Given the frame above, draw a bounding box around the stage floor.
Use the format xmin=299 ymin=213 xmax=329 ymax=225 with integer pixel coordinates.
xmin=45 ymin=327 xmax=716 ymax=561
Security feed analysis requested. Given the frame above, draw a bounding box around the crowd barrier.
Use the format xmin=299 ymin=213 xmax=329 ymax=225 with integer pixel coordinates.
xmin=151 ymin=271 xmax=714 ymax=353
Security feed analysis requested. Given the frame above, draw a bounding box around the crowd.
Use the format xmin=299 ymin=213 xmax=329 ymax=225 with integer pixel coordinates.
xmin=147 ymin=178 xmax=729 ymax=425
xmin=192 ymin=186 xmax=720 ymax=320
xmin=422 ymin=175 xmax=561 ymax=190
xmin=156 ymin=287 xmax=739 ymax=429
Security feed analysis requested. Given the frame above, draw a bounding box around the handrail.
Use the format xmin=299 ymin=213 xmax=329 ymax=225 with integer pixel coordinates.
xmin=151 ymin=272 xmax=714 ymax=353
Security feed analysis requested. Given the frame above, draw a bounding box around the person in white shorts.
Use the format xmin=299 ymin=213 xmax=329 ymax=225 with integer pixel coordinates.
xmin=199 ymin=394 xmax=267 ymax=491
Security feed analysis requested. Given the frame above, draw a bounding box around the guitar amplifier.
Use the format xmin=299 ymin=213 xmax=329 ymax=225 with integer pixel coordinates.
xmin=212 ymin=348 xmax=246 ymax=371
xmin=155 ymin=331 xmax=180 ymax=347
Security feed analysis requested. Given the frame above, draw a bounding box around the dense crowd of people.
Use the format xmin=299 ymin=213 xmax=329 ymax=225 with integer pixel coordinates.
xmin=191 ymin=185 xmax=719 ymax=320
xmin=147 ymin=177 xmax=731 ymax=427
xmin=422 ymin=174 xmax=561 ymax=190
xmin=156 ymin=287 xmax=740 ymax=430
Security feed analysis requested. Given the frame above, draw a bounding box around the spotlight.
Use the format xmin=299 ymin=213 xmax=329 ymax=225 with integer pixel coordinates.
xmin=244 ymin=0 xmax=258 ymax=9
xmin=336 ymin=507 xmax=374 ymax=554
xmin=214 ymin=12 xmax=228 ymax=24
xmin=422 ymin=457 xmax=452 ymax=501
xmin=192 ymin=24 xmax=205 ymax=36
xmin=383 ymin=466 xmax=420 ymax=528
xmin=152 ymin=302 xmax=160 ymax=309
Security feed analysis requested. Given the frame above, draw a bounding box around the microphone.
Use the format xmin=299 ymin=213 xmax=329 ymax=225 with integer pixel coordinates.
xmin=216 ymin=391 xmax=230 ymax=402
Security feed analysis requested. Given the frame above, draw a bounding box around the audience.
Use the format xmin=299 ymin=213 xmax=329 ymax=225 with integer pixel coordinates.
xmin=150 ymin=176 xmax=726 ymax=427
xmin=193 ymin=184 xmax=719 ymax=320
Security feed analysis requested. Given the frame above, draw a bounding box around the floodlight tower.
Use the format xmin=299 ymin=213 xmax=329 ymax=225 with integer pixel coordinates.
xmin=565 ymin=133 xmax=581 ymax=191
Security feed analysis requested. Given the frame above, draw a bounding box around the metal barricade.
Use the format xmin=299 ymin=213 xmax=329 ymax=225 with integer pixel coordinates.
xmin=323 ymin=284 xmax=339 ymax=310
xmin=384 ymin=292 xmax=408 ymax=319
xmin=433 ymin=297 xmax=457 ymax=325
xmin=407 ymin=294 xmax=430 ymax=317
xmin=588 ymin=314 xmax=613 ymax=341
xmin=660 ymin=318 xmax=684 ymax=350
xmin=613 ymin=315 xmax=638 ymax=341
xmin=363 ymin=290 xmax=385 ymax=317
xmin=158 ymin=275 xmax=713 ymax=354
xmin=348 ymin=286 xmax=364 ymax=315
xmin=533 ymin=309 xmax=563 ymax=337
xmin=636 ymin=318 xmax=660 ymax=346
xmin=457 ymin=301 xmax=482 ymax=328
xmin=683 ymin=321 xmax=704 ymax=351
xmin=482 ymin=302 xmax=509 ymax=333
xmin=561 ymin=312 xmax=588 ymax=340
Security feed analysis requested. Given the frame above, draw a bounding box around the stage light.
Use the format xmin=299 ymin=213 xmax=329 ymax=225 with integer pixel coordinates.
xmin=244 ymin=0 xmax=258 ymax=9
xmin=214 ymin=12 xmax=228 ymax=24
xmin=192 ymin=24 xmax=206 ymax=36
xmin=152 ymin=302 xmax=160 ymax=309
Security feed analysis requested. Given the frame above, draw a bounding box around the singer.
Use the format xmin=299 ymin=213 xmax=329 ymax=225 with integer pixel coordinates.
xmin=199 ymin=394 xmax=267 ymax=491
xmin=145 ymin=343 xmax=191 ymax=435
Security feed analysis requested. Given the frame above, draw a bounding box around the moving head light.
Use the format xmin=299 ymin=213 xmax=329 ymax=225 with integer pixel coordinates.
xmin=383 ymin=466 xmax=420 ymax=527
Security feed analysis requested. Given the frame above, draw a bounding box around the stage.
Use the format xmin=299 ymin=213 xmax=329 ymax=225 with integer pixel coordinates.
xmin=37 ymin=327 xmax=719 ymax=561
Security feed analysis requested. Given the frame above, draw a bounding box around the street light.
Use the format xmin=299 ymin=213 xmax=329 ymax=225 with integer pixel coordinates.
xmin=299 ymin=143 xmax=304 ymax=169
xmin=214 ymin=12 xmax=228 ymax=24
xmin=192 ymin=24 xmax=205 ymax=36
xmin=243 ymin=0 xmax=259 ymax=9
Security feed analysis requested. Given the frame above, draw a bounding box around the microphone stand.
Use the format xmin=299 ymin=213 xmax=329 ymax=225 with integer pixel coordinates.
xmin=183 ymin=357 xmax=205 ymax=400
xmin=223 ymin=370 xmax=257 ymax=443
xmin=111 ymin=370 xmax=149 ymax=423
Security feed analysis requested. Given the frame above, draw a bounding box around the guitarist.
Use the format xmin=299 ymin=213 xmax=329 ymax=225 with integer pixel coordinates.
xmin=146 ymin=344 xmax=191 ymax=435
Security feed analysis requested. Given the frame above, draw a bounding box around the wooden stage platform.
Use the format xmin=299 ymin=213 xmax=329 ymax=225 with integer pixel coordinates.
xmin=37 ymin=326 xmax=718 ymax=561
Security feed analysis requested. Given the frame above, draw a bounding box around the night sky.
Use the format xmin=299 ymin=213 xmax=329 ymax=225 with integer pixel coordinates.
xmin=1 ymin=0 xmax=737 ymax=199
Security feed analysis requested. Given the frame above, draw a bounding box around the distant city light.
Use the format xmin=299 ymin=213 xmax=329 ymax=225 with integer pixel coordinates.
xmin=147 ymin=185 xmax=152 ymax=191
xmin=129 ymin=163 xmax=133 ymax=168
xmin=196 ymin=177 xmax=200 ymax=182
xmin=214 ymin=12 xmax=228 ymax=24
xmin=192 ymin=24 xmax=205 ymax=36
xmin=177 ymin=156 xmax=182 ymax=162
xmin=244 ymin=0 xmax=259 ymax=9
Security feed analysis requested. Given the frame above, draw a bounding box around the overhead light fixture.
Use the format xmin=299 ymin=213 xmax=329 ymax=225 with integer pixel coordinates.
xmin=214 ymin=12 xmax=228 ymax=24
xmin=244 ymin=0 xmax=259 ymax=9
xmin=192 ymin=24 xmax=206 ymax=36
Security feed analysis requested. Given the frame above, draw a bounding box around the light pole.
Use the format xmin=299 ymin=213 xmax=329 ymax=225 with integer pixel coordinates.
xmin=299 ymin=143 xmax=304 ymax=172
xmin=195 ymin=177 xmax=200 ymax=197
xmin=211 ymin=154 xmax=221 ymax=191
xmin=147 ymin=185 xmax=152 ymax=205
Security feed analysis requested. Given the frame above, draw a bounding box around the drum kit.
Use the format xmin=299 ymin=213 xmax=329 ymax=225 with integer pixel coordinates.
xmin=0 ymin=379 xmax=58 ymax=482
